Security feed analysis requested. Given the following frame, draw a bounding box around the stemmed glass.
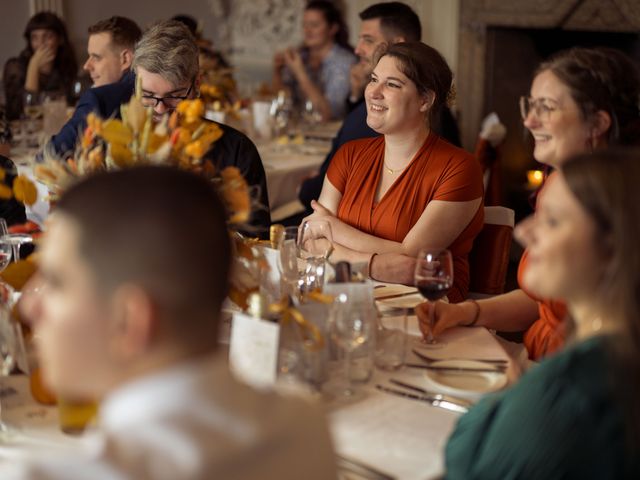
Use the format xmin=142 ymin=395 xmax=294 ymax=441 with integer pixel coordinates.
xmin=298 ymin=220 xmax=333 ymax=292
xmin=414 ymin=248 xmax=454 ymax=348
xmin=23 ymin=91 xmax=42 ymax=148
xmin=0 ymin=224 xmax=11 ymax=272
xmin=0 ymin=219 xmax=31 ymax=263
xmin=329 ymin=293 xmax=371 ymax=398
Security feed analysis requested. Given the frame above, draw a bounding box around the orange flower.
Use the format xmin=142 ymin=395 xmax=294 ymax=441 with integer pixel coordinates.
xmin=12 ymin=175 xmax=38 ymax=206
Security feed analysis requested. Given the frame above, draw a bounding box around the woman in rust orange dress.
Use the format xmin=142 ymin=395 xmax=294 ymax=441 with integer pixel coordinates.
xmin=306 ymin=42 xmax=484 ymax=302
xmin=418 ymin=47 xmax=640 ymax=360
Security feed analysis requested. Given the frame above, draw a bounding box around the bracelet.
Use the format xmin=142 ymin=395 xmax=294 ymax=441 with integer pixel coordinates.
xmin=465 ymin=299 xmax=481 ymax=326
xmin=367 ymin=253 xmax=378 ymax=280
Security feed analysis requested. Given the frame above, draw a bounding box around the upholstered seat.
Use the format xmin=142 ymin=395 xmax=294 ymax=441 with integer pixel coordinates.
xmin=469 ymin=206 xmax=515 ymax=296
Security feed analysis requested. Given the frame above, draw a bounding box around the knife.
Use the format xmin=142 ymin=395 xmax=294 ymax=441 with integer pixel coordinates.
xmin=388 ymin=379 xmax=473 ymax=407
xmin=412 ymin=348 xmax=509 ymax=366
xmin=336 ymin=455 xmax=395 ymax=480
xmin=405 ymin=363 xmax=506 ymax=373
xmin=375 ymin=384 xmax=469 ymax=413
xmin=375 ymin=291 xmax=420 ymax=301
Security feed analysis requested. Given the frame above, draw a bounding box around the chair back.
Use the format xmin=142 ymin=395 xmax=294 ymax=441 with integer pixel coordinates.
xmin=469 ymin=206 xmax=515 ymax=296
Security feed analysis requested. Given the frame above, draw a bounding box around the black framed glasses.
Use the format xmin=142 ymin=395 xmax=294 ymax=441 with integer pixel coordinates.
xmin=519 ymin=96 xmax=560 ymax=121
xmin=141 ymin=82 xmax=194 ymax=109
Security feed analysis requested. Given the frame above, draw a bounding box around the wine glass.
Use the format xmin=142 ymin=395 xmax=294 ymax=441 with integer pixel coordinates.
xmin=23 ymin=91 xmax=42 ymax=147
xmin=0 ymin=223 xmax=11 ymax=272
xmin=329 ymin=293 xmax=371 ymax=398
xmin=0 ymin=219 xmax=31 ymax=263
xmin=298 ymin=220 xmax=333 ymax=292
xmin=414 ymin=248 xmax=454 ymax=348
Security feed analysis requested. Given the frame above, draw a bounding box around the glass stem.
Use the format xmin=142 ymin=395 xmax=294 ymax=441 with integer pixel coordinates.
xmin=428 ymin=301 xmax=436 ymax=344
xmin=344 ymin=348 xmax=352 ymax=395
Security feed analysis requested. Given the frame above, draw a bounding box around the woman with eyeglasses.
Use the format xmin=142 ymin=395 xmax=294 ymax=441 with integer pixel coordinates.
xmin=445 ymin=149 xmax=640 ymax=478
xmin=417 ymin=47 xmax=640 ymax=361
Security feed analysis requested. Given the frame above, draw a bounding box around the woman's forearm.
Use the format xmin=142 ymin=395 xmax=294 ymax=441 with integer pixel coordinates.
xmin=329 ymin=216 xmax=406 ymax=254
xmin=25 ymin=61 xmax=40 ymax=93
xmin=474 ymin=289 xmax=540 ymax=332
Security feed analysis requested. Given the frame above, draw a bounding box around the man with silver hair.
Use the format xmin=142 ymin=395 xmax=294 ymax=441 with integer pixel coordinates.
xmin=46 ymin=20 xmax=270 ymax=230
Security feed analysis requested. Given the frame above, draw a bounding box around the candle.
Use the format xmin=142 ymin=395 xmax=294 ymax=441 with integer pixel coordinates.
xmin=527 ymin=169 xmax=544 ymax=188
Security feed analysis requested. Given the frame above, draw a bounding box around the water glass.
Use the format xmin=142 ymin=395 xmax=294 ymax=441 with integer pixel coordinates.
xmin=375 ymin=307 xmax=408 ymax=370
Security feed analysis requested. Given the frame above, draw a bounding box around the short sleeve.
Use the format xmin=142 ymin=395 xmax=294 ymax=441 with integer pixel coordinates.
xmin=432 ymin=148 xmax=483 ymax=202
xmin=325 ymin=143 xmax=352 ymax=194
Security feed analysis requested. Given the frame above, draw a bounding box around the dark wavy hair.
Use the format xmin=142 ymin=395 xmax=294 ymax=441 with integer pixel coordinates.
xmin=305 ymin=0 xmax=352 ymax=50
xmin=537 ymin=47 xmax=640 ymax=147
xmin=22 ymin=11 xmax=77 ymax=84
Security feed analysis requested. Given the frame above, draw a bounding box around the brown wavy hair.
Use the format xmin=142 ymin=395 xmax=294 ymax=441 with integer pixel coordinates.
xmin=372 ymin=41 xmax=453 ymax=125
xmin=538 ymin=47 xmax=640 ymax=147
xmin=561 ymin=148 xmax=640 ymax=452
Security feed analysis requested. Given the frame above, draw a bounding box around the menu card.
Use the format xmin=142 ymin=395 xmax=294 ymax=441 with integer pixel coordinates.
xmin=228 ymin=312 xmax=280 ymax=389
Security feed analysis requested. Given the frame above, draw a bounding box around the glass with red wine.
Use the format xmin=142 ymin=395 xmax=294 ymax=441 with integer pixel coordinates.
xmin=414 ymin=248 xmax=453 ymax=348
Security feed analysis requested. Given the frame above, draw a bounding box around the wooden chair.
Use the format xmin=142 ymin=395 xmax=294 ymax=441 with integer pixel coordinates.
xmin=468 ymin=206 xmax=515 ymax=297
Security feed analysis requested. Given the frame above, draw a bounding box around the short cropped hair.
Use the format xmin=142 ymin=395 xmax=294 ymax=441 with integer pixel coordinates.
xmin=88 ymin=16 xmax=142 ymax=52
xmin=359 ymin=2 xmax=421 ymax=42
xmin=133 ymin=20 xmax=199 ymax=87
xmin=55 ymin=167 xmax=231 ymax=347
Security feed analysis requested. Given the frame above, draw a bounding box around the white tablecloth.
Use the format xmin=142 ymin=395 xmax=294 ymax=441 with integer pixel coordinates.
xmin=258 ymin=140 xmax=329 ymax=211
xmin=0 ymin=323 xmax=515 ymax=479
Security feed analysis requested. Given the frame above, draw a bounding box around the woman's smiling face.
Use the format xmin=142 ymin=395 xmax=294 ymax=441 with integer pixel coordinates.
xmin=523 ymin=70 xmax=593 ymax=168
xmin=365 ymin=55 xmax=428 ymax=135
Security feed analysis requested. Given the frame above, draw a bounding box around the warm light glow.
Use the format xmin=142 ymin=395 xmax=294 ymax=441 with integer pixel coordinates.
xmin=527 ymin=169 xmax=544 ymax=188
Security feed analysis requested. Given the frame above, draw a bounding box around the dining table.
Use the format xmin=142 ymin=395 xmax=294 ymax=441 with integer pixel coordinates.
xmin=0 ymin=295 xmax=518 ymax=480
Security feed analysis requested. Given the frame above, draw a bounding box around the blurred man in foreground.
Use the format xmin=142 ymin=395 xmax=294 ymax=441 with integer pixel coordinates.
xmin=7 ymin=167 xmax=336 ymax=480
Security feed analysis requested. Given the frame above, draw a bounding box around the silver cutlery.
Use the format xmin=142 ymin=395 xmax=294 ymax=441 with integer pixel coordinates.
xmin=389 ymin=379 xmax=472 ymax=408
xmin=375 ymin=291 xmax=420 ymax=301
xmin=412 ymin=348 xmax=509 ymax=366
xmin=375 ymin=384 xmax=469 ymax=413
xmin=405 ymin=363 xmax=506 ymax=373
xmin=336 ymin=455 xmax=395 ymax=480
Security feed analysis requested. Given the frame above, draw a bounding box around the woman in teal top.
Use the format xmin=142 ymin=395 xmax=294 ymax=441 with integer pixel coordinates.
xmin=445 ymin=149 xmax=640 ymax=479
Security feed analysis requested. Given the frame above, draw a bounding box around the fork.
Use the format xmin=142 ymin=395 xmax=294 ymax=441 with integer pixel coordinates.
xmin=412 ymin=348 xmax=509 ymax=366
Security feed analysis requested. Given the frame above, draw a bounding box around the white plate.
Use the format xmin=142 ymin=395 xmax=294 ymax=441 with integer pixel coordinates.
xmin=423 ymin=359 xmax=507 ymax=400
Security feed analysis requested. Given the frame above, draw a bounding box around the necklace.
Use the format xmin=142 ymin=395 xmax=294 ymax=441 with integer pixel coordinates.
xmin=383 ymin=162 xmax=405 ymax=175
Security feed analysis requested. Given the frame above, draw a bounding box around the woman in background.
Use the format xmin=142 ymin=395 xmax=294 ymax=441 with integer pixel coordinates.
xmin=272 ymin=0 xmax=356 ymax=121
xmin=446 ymin=149 xmax=640 ymax=479
xmin=3 ymin=11 xmax=78 ymax=120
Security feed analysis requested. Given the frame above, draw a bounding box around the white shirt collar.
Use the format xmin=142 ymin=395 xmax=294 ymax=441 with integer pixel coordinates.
xmin=99 ymin=353 xmax=230 ymax=433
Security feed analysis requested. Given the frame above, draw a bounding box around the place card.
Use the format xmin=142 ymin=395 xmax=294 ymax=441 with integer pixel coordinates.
xmin=228 ymin=312 xmax=280 ymax=389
